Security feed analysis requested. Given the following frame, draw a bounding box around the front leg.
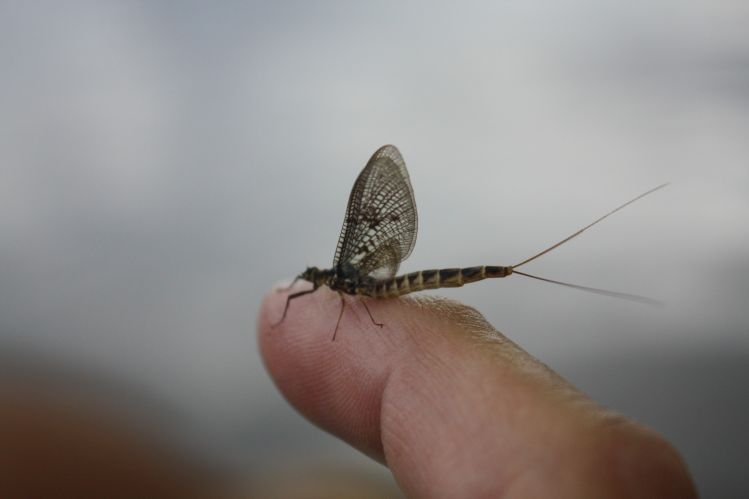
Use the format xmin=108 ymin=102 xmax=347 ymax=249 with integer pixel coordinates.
xmin=271 ymin=288 xmax=317 ymax=328
xmin=275 ymin=277 xmax=300 ymax=293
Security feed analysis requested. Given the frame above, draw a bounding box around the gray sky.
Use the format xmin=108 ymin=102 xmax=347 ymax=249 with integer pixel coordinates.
xmin=1 ymin=1 xmax=748 ymax=495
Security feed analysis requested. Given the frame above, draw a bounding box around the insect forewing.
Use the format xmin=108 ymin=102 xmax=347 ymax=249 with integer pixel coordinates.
xmin=333 ymin=145 xmax=418 ymax=280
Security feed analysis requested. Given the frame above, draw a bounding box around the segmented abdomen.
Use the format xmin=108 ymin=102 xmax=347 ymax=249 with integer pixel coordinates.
xmin=360 ymin=266 xmax=513 ymax=298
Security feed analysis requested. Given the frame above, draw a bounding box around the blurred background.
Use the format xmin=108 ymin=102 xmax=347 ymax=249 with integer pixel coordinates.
xmin=1 ymin=1 xmax=747 ymax=497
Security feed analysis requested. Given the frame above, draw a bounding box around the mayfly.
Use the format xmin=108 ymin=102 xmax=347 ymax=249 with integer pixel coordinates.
xmin=274 ymin=145 xmax=666 ymax=339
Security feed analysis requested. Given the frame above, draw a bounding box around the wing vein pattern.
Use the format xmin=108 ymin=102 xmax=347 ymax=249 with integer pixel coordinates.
xmin=333 ymin=145 xmax=418 ymax=281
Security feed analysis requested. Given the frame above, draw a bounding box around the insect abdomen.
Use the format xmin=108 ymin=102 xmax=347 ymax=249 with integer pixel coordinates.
xmin=366 ymin=266 xmax=513 ymax=298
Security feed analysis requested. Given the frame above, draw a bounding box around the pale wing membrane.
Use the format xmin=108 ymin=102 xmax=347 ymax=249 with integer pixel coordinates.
xmin=359 ymin=244 xmax=399 ymax=280
xmin=333 ymin=145 xmax=418 ymax=280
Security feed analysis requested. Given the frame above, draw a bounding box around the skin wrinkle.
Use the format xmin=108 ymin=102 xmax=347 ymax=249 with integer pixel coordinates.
xmin=324 ymin=356 xmax=387 ymax=457
xmin=399 ymin=307 xmax=677 ymax=497
xmin=337 ymin=340 xmax=393 ymax=458
xmin=465 ymin=377 xmax=562 ymax=495
xmin=501 ymin=420 xmax=595 ymax=499
xmin=377 ymin=312 xmax=527 ymax=496
xmin=268 ymin=290 xmax=572 ymax=496
xmin=401 ymin=296 xmax=574 ymax=407
xmin=379 ymin=370 xmax=422 ymax=489
xmin=381 ymin=366 xmax=468 ymax=498
xmin=358 ymin=299 xmax=403 ymax=352
xmin=397 ymin=299 xmax=585 ymax=448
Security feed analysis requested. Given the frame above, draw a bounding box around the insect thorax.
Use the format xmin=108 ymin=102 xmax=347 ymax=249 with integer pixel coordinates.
xmin=298 ymin=265 xmax=369 ymax=295
xmin=330 ymin=263 xmax=376 ymax=295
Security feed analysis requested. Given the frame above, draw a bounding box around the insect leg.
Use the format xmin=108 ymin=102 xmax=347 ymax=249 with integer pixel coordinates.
xmin=361 ymin=299 xmax=383 ymax=328
xmin=275 ymin=277 xmax=300 ymax=292
xmin=271 ymin=288 xmax=316 ymax=328
xmin=332 ymin=292 xmax=346 ymax=342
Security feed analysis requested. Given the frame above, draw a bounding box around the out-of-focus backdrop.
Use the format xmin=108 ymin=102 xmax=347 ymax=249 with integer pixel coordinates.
xmin=1 ymin=2 xmax=747 ymax=497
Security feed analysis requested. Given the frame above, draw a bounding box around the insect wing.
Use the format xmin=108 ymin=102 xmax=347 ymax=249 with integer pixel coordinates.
xmin=333 ymin=145 xmax=418 ymax=280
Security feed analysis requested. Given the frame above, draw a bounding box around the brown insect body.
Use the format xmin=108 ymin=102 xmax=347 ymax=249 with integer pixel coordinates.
xmin=303 ymin=265 xmax=513 ymax=298
xmin=275 ymin=145 xmax=666 ymax=339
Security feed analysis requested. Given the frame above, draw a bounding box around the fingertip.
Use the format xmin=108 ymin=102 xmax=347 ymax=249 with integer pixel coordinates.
xmin=256 ymin=284 xmax=327 ymax=385
xmin=257 ymin=288 xmax=514 ymax=462
xmin=257 ymin=286 xmax=396 ymax=458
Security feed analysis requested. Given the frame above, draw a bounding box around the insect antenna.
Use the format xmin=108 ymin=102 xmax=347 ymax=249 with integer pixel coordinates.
xmin=511 ymin=183 xmax=669 ymax=304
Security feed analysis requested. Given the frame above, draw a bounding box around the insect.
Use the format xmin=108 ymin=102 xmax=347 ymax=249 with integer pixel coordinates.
xmin=274 ymin=145 xmax=666 ymax=340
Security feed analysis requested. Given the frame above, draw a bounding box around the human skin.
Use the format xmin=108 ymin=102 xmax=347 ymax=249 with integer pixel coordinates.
xmin=258 ymin=285 xmax=698 ymax=499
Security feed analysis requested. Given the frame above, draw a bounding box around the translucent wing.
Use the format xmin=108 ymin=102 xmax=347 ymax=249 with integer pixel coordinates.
xmin=333 ymin=145 xmax=418 ymax=280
